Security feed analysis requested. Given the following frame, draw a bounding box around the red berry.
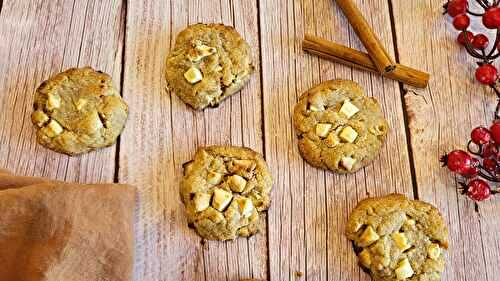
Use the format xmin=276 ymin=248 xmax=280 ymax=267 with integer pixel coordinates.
xmin=472 ymin=34 xmax=489 ymax=50
xmin=475 ymin=64 xmax=498 ymax=85
xmin=490 ymin=122 xmax=500 ymax=144
xmin=453 ymin=14 xmax=470 ymax=30
xmin=447 ymin=0 xmax=468 ymax=17
xmin=483 ymin=7 xmax=500 ymax=29
xmin=467 ymin=179 xmax=491 ymax=201
xmin=483 ymin=158 xmax=497 ymax=172
xmin=457 ymin=31 xmax=474 ymax=46
xmin=462 ymin=158 xmax=479 ymax=177
xmin=443 ymin=150 xmax=473 ymax=174
xmin=482 ymin=143 xmax=498 ymax=158
xmin=471 ymin=127 xmax=491 ymax=145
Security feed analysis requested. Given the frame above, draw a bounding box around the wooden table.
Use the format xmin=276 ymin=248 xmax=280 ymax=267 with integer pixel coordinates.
xmin=0 ymin=0 xmax=498 ymax=280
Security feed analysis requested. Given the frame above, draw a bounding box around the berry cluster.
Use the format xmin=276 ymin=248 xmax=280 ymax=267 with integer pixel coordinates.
xmin=442 ymin=1 xmax=500 ymax=201
xmin=441 ymin=122 xmax=500 ymax=201
xmin=444 ymin=0 xmax=500 ymax=87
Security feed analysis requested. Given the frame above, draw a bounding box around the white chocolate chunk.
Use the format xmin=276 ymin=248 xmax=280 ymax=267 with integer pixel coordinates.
xmin=427 ymin=243 xmax=441 ymax=260
xmin=339 ymin=99 xmax=359 ymax=118
xmin=184 ymin=67 xmax=203 ymax=84
xmin=405 ymin=219 xmax=416 ymax=226
xmin=75 ymin=98 xmax=87 ymax=110
xmin=32 ymin=110 xmax=49 ymax=127
xmin=236 ymin=197 xmax=254 ymax=217
xmin=44 ymin=120 xmax=63 ymax=137
xmin=339 ymin=126 xmax=358 ymax=143
xmin=210 ymin=209 xmax=225 ymax=223
xmin=232 ymin=159 xmax=256 ymax=171
xmin=353 ymin=221 xmax=363 ymax=232
xmin=193 ymin=192 xmax=212 ymax=212
xmin=206 ymin=171 xmax=223 ymax=185
xmin=212 ymin=188 xmax=233 ymax=211
xmin=395 ymin=258 xmax=414 ymax=280
xmin=359 ymin=249 xmax=372 ymax=267
xmin=309 ymin=104 xmax=325 ymax=112
xmin=358 ymin=226 xmax=380 ymax=247
xmin=315 ymin=123 xmax=332 ymax=138
xmin=46 ymin=93 xmax=61 ymax=110
xmin=196 ymin=44 xmax=216 ymax=56
xmin=188 ymin=44 xmax=217 ymax=62
xmin=228 ymin=175 xmax=247 ymax=192
xmin=392 ymin=232 xmax=411 ymax=251
xmin=341 ymin=156 xmax=357 ymax=171
xmin=84 ymin=111 xmax=104 ymax=132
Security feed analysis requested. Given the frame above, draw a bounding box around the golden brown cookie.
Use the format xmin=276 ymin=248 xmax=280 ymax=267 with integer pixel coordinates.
xmin=31 ymin=67 xmax=128 ymax=155
xmin=166 ymin=23 xmax=254 ymax=110
xmin=180 ymin=146 xmax=272 ymax=241
xmin=293 ymin=80 xmax=388 ymax=173
xmin=346 ymin=194 xmax=449 ymax=281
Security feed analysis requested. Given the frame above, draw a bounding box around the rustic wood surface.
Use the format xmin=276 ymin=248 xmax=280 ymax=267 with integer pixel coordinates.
xmin=0 ymin=0 xmax=498 ymax=281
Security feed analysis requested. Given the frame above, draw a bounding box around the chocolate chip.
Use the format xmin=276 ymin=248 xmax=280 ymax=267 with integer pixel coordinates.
xmin=352 ymin=241 xmax=363 ymax=255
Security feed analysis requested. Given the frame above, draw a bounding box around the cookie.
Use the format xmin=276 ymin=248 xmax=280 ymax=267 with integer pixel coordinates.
xmin=293 ymin=80 xmax=389 ymax=173
xmin=180 ymin=146 xmax=272 ymax=241
xmin=31 ymin=67 xmax=128 ymax=155
xmin=166 ymin=23 xmax=254 ymax=110
xmin=346 ymin=194 xmax=449 ymax=281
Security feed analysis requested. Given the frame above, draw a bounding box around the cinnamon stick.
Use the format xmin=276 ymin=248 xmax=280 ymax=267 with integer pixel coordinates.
xmin=335 ymin=0 xmax=396 ymax=74
xmin=303 ymin=34 xmax=429 ymax=88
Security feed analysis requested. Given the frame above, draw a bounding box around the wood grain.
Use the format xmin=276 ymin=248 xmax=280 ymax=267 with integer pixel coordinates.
xmin=259 ymin=0 xmax=413 ymax=280
xmin=392 ymin=0 xmax=500 ymax=280
xmin=119 ymin=0 xmax=265 ymax=280
xmin=0 ymin=0 xmax=124 ymax=183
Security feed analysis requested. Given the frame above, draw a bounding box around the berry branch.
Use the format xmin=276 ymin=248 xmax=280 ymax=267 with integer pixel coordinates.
xmin=442 ymin=0 xmax=500 ymax=202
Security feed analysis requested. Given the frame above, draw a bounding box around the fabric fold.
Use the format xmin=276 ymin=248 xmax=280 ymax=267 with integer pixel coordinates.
xmin=0 ymin=170 xmax=135 ymax=281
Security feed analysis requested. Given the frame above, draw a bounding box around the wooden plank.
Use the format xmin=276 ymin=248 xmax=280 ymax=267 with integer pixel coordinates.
xmin=392 ymin=1 xmax=500 ymax=281
xmin=119 ymin=0 xmax=265 ymax=280
xmin=0 ymin=0 xmax=124 ymax=183
xmin=259 ymin=0 xmax=413 ymax=280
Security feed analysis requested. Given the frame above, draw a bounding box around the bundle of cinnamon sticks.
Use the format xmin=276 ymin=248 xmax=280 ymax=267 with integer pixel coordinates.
xmin=303 ymin=0 xmax=429 ymax=88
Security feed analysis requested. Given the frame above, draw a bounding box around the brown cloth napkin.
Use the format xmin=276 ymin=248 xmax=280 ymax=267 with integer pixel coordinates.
xmin=0 ymin=170 xmax=136 ymax=281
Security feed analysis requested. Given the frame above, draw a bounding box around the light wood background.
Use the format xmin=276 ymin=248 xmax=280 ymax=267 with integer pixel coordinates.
xmin=0 ymin=0 xmax=498 ymax=280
